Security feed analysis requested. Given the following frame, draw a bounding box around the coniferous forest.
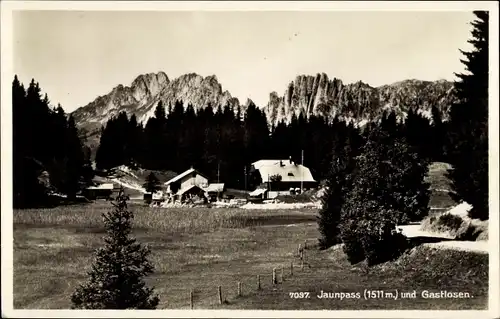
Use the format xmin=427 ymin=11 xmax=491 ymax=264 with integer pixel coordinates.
xmin=93 ymin=99 xmax=446 ymax=190
xmin=12 ymin=76 xmax=94 ymax=208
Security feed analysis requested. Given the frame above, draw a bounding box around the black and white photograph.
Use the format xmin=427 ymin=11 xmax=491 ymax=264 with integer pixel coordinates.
xmin=1 ymin=1 xmax=499 ymax=318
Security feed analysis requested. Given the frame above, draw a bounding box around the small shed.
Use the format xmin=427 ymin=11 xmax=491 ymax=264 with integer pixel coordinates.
xmin=249 ymin=188 xmax=267 ymax=202
xmin=83 ymin=183 xmax=114 ymax=200
xmin=143 ymin=191 xmax=163 ymax=204
xmin=204 ymin=183 xmax=225 ymax=202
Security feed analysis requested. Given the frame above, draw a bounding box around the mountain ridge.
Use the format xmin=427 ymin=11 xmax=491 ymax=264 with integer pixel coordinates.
xmin=72 ymin=71 xmax=457 ymax=151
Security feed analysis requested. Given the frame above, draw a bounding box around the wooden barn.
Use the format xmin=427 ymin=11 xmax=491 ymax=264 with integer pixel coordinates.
xmin=83 ymin=183 xmax=115 ymax=200
xmin=164 ymin=168 xmax=209 ymax=194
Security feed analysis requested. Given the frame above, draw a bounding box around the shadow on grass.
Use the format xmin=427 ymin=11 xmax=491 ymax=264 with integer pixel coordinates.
xmin=227 ymin=215 xmax=316 ymax=228
xmin=407 ymin=236 xmax=454 ymax=249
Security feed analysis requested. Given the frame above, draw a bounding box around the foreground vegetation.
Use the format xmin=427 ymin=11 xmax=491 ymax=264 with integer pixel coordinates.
xmin=222 ymin=245 xmax=488 ymax=310
xmin=14 ymin=200 xmax=487 ymax=310
xmin=14 ymin=203 xmax=316 ymax=309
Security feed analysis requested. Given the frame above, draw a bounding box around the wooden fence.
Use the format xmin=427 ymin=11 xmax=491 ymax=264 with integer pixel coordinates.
xmin=176 ymin=239 xmax=311 ymax=309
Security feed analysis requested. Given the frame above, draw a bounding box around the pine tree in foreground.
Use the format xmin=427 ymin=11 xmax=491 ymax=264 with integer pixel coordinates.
xmin=71 ymin=189 xmax=159 ymax=309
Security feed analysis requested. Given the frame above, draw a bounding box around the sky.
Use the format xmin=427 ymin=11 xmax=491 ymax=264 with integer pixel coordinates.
xmin=13 ymin=9 xmax=476 ymax=113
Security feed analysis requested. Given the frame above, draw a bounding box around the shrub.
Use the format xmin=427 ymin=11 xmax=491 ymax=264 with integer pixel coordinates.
xmin=338 ymin=129 xmax=427 ymax=266
xmin=421 ymin=211 xmax=488 ymax=241
xmin=438 ymin=213 xmax=463 ymax=230
xmin=339 ymin=219 xmax=365 ymax=264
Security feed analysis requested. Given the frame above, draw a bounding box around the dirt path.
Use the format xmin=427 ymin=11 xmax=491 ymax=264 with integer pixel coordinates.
xmin=398 ymin=224 xmax=489 ymax=254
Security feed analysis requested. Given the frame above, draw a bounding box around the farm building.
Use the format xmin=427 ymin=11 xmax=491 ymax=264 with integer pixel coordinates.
xmin=250 ymin=158 xmax=317 ymax=198
xmin=83 ymin=183 xmax=115 ymax=200
xmin=164 ymin=168 xmax=226 ymax=202
xmin=164 ymin=168 xmax=209 ymax=193
xmin=248 ymin=188 xmax=267 ymax=202
xmin=204 ymin=183 xmax=226 ymax=201
xmin=178 ymin=185 xmax=208 ymax=204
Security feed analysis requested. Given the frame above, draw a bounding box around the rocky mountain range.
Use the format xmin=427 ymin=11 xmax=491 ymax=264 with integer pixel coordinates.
xmin=265 ymin=74 xmax=456 ymax=127
xmin=72 ymin=71 xmax=456 ymax=149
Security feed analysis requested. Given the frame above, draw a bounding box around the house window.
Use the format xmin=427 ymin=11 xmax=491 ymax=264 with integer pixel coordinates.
xmin=288 ymin=172 xmax=294 ymax=176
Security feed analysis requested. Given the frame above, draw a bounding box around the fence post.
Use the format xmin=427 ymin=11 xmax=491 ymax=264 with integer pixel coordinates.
xmin=290 ymin=261 xmax=293 ymax=276
xmin=301 ymin=249 xmax=305 ymax=270
xmin=257 ymin=275 xmax=261 ymax=290
xmin=218 ymin=285 xmax=223 ymax=305
xmin=272 ymin=268 xmax=277 ymax=285
xmin=237 ymin=282 xmax=242 ymax=297
xmin=280 ymin=266 xmax=284 ymax=282
xmin=190 ymin=289 xmax=194 ymax=309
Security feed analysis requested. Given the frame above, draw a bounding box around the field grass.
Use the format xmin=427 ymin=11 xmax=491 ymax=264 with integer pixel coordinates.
xmin=12 ymin=161 xmax=487 ymax=310
xmin=221 ymin=245 xmax=488 ymax=310
xmin=13 ymin=202 xmax=317 ymax=309
xmin=13 ymin=200 xmax=488 ymax=310
xmin=425 ymin=162 xmax=458 ymax=210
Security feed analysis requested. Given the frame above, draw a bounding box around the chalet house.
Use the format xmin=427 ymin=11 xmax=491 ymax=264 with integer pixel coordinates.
xmin=164 ymin=168 xmax=225 ymax=202
xmin=250 ymin=158 xmax=317 ymax=198
xmin=164 ymin=168 xmax=209 ymax=194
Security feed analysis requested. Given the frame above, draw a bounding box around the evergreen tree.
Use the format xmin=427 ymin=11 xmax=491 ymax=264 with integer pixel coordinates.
xmin=317 ymin=135 xmax=356 ymax=249
xmin=430 ymin=104 xmax=445 ymax=161
xmin=63 ymin=116 xmax=85 ymax=198
xmin=446 ymin=11 xmax=489 ymax=220
xmin=143 ymin=173 xmax=161 ymax=194
xmin=71 ymin=190 xmax=159 ymax=309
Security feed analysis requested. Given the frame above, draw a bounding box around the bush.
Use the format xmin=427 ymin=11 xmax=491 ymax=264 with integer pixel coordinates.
xmin=337 ymin=129 xmax=427 ymax=266
xmin=421 ymin=211 xmax=488 ymax=241
xmin=438 ymin=213 xmax=463 ymax=230
xmin=339 ymin=219 xmax=365 ymax=264
xmin=361 ymin=227 xmax=408 ymax=266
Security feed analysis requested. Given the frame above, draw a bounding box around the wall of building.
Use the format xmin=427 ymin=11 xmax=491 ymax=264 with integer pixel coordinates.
xmin=179 ymin=174 xmax=209 ymax=191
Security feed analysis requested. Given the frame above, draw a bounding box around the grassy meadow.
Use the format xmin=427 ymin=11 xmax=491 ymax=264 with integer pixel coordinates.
xmin=12 ymin=162 xmax=488 ymax=310
xmin=13 ymin=201 xmax=488 ymax=310
xmin=13 ymin=202 xmax=318 ymax=309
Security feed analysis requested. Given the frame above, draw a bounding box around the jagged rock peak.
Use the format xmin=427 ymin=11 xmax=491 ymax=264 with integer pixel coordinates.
xmin=264 ymin=73 xmax=456 ymax=127
xmin=131 ymin=71 xmax=169 ymax=87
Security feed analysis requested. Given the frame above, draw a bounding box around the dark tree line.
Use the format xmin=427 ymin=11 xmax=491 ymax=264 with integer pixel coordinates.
xmin=13 ymin=76 xmax=93 ymax=208
xmin=96 ymin=100 xmax=369 ymax=189
xmin=95 ymin=95 xmax=449 ymax=191
xmin=96 ymin=101 xmax=268 ymax=189
xmin=446 ymin=11 xmax=489 ymax=220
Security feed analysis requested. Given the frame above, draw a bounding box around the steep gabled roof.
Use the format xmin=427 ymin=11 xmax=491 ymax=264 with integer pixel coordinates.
xmin=164 ymin=168 xmax=208 ymax=186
